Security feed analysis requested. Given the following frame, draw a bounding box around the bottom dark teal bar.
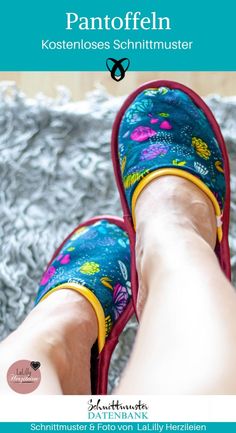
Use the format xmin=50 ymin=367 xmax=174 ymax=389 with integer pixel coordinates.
xmin=0 ymin=423 xmax=235 ymax=433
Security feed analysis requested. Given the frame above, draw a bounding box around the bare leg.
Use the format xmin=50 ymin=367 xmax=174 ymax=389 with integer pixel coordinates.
xmin=117 ymin=176 xmax=236 ymax=394
xmin=0 ymin=290 xmax=97 ymax=394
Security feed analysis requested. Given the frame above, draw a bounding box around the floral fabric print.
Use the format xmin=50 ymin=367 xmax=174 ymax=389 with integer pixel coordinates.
xmin=118 ymin=87 xmax=226 ymax=211
xmin=35 ymin=220 xmax=131 ymax=337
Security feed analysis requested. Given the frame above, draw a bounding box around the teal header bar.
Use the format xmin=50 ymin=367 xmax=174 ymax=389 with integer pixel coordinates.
xmin=0 ymin=0 xmax=235 ymax=71
xmin=0 ymin=424 xmax=236 ymax=433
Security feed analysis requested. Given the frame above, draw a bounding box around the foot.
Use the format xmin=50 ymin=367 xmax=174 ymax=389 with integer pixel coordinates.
xmin=135 ymin=176 xmax=217 ymax=316
xmin=36 ymin=219 xmax=131 ymax=353
xmin=117 ymin=85 xmax=225 ymax=240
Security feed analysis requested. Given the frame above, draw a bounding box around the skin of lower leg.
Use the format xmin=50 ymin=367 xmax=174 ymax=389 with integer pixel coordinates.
xmin=116 ymin=176 xmax=236 ymax=394
xmin=0 ymin=289 xmax=98 ymax=394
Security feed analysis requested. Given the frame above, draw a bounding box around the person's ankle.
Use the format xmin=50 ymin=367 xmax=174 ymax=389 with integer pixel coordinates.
xmin=134 ymin=176 xmax=217 ymax=316
xmin=16 ymin=289 xmax=98 ymax=392
xmin=135 ymin=176 xmax=217 ymax=249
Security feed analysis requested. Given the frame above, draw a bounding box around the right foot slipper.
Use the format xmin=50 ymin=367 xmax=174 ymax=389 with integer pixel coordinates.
xmin=35 ymin=216 xmax=133 ymax=394
xmin=111 ymin=80 xmax=231 ymax=312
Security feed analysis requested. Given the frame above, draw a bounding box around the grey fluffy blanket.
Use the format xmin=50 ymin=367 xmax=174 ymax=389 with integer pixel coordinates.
xmin=0 ymin=82 xmax=235 ymax=392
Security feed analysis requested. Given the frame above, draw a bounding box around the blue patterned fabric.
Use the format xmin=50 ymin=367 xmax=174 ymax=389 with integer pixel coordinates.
xmin=35 ymin=220 xmax=131 ymax=337
xmin=118 ymin=86 xmax=226 ymax=212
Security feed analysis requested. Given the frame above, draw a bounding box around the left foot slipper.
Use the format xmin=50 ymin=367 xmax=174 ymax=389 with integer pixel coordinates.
xmin=111 ymin=80 xmax=231 ymax=313
xmin=35 ymin=216 xmax=133 ymax=394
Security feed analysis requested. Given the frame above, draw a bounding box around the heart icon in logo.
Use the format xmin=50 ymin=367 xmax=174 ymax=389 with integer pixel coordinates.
xmin=30 ymin=361 xmax=41 ymax=371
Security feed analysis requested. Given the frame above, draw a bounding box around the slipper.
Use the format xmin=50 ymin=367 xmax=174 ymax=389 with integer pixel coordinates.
xmin=111 ymin=80 xmax=231 ymax=312
xmin=35 ymin=216 xmax=133 ymax=395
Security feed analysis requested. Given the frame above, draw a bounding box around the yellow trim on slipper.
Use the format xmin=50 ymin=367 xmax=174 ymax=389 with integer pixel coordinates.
xmin=131 ymin=168 xmax=223 ymax=242
xmin=39 ymin=282 xmax=106 ymax=353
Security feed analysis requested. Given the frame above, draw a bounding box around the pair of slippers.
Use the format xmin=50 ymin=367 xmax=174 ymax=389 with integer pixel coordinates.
xmin=35 ymin=81 xmax=231 ymax=394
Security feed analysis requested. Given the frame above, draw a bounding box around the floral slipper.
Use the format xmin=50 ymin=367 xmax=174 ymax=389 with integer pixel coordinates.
xmin=111 ymin=80 xmax=231 ymax=312
xmin=35 ymin=216 xmax=133 ymax=394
